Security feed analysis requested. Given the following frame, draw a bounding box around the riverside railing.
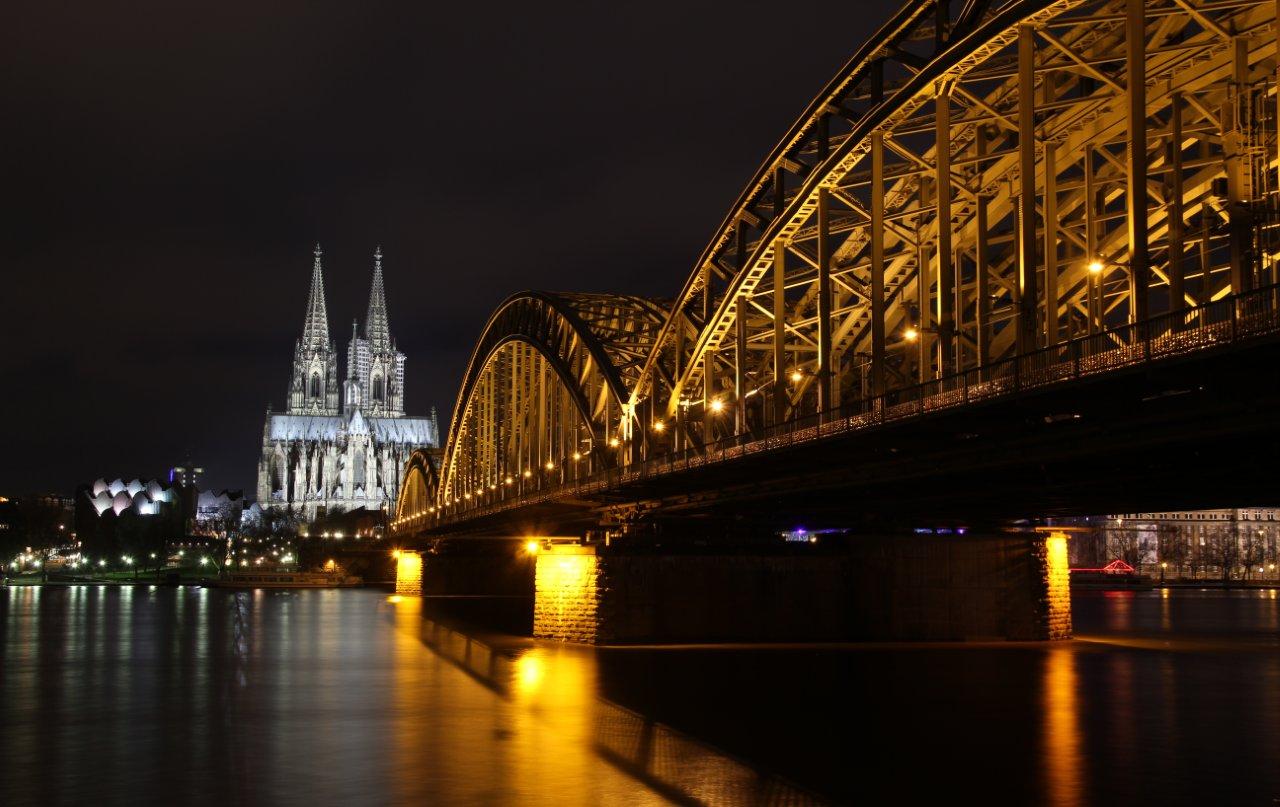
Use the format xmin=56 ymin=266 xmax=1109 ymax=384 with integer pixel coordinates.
xmin=413 ymin=283 xmax=1280 ymax=529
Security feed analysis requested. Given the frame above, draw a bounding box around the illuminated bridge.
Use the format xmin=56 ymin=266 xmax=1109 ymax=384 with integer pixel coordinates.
xmin=390 ymin=0 xmax=1280 ymax=642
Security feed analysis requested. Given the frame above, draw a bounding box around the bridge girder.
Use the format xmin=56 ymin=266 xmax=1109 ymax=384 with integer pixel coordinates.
xmin=403 ymin=0 xmax=1280 ymax=531
xmin=436 ymin=292 xmax=667 ymax=506
xmin=631 ymin=0 xmax=1280 ymax=444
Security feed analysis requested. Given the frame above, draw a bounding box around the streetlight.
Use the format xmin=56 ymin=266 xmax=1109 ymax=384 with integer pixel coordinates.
xmin=1160 ymin=560 xmax=1167 ymax=585
xmin=1088 ymin=258 xmax=1105 ymax=275
xmin=708 ymin=399 xmax=725 ymax=414
xmin=903 ymin=326 xmax=920 ymax=343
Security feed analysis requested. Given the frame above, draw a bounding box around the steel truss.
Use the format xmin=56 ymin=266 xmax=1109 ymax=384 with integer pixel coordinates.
xmin=409 ymin=0 xmax=1280 ymax=525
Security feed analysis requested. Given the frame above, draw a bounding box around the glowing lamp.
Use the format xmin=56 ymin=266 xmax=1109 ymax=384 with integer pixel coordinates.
xmin=524 ymin=540 xmax=540 ymax=555
xmin=709 ymin=399 xmax=725 ymax=414
xmin=1087 ymin=259 xmax=1105 ymax=275
xmin=903 ymin=327 xmax=919 ymax=343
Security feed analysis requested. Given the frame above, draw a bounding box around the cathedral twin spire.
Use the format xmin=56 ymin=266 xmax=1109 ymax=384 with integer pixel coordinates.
xmin=301 ymin=244 xmax=332 ymax=352
xmin=289 ymin=244 xmax=405 ymax=417
xmin=365 ymin=246 xmax=392 ymax=352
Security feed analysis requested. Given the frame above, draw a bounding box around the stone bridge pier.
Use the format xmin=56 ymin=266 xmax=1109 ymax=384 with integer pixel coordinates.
xmin=396 ymin=529 xmax=1072 ymax=643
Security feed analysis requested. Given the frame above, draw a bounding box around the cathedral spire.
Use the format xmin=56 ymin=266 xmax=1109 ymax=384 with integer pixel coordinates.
xmin=288 ymin=243 xmax=340 ymax=415
xmin=301 ymin=243 xmax=332 ymax=350
xmin=364 ymin=245 xmax=392 ymax=351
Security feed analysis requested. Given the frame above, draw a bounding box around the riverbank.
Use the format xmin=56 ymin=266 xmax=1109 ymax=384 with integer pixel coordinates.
xmin=1073 ymin=576 xmax=1280 ymax=591
xmin=1 ymin=573 xmax=395 ymax=588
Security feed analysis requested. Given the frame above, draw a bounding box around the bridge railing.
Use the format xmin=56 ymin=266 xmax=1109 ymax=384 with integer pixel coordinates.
xmin=428 ymin=283 xmax=1280 ymax=527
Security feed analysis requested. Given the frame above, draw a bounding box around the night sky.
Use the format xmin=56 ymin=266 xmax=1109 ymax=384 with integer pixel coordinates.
xmin=3 ymin=1 xmax=890 ymax=495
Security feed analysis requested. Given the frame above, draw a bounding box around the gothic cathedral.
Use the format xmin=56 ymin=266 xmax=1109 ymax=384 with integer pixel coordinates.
xmin=257 ymin=245 xmax=438 ymax=521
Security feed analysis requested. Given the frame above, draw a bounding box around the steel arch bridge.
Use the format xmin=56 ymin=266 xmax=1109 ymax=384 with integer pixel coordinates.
xmin=396 ymin=0 xmax=1280 ymax=535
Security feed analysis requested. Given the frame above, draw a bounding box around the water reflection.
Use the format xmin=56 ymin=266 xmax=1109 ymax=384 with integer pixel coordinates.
xmin=390 ymin=597 xmax=818 ymax=804
xmin=1042 ymin=649 xmax=1083 ymax=807
xmin=4 ymin=586 xmax=1280 ymax=805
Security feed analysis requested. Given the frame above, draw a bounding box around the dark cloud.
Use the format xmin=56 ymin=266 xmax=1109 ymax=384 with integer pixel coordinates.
xmin=1 ymin=0 xmax=892 ymax=493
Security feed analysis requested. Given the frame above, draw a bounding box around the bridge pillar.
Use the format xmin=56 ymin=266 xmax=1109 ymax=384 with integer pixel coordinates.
xmin=533 ymin=545 xmax=601 ymax=643
xmin=532 ymin=532 xmax=1072 ymax=644
xmin=394 ymin=550 xmax=423 ymax=596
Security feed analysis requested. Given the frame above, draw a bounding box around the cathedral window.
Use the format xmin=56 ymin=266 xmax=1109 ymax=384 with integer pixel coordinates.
xmin=310 ymin=373 xmax=321 ymax=398
xmin=373 ymin=375 xmax=384 ymax=401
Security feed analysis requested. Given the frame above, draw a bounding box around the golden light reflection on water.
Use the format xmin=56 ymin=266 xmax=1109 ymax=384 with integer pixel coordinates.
xmin=1043 ymin=649 xmax=1084 ymax=807
xmin=385 ymin=595 xmax=665 ymax=805
xmin=383 ymin=596 xmax=820 ymax=805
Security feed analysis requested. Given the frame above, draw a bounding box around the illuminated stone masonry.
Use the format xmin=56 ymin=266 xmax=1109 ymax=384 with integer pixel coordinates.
xmin=257 ymin=245 xmax=439 ymax=522
xmin=532 ymin=533 xmax=1072 ymax=644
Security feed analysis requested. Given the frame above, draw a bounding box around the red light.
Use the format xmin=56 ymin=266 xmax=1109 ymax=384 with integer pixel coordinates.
xmin=1069 ymin=559 xmax=1136 ymax=574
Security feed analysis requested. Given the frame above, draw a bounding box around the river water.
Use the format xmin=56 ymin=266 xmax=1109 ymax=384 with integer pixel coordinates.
xmin=1 ymin=585 xmax=1277 ymax=805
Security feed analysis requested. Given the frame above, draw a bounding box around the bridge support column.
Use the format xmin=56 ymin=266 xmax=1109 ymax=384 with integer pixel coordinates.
xmin=395 ymin=550 xmax=423 ymax=597
xmin=533 ymin=545 xmax=601 ymax=643
xmin=532 ymin=532 xmax=1072 ymax=644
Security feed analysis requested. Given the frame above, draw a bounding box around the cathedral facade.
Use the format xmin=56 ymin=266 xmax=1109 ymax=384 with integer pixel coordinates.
xmin=257 ymin=245 xmax=438 ymax=522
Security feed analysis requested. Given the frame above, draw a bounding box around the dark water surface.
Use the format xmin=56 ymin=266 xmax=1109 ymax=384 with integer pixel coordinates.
xmin=2 ymin=585 xmax=1278 ymax=806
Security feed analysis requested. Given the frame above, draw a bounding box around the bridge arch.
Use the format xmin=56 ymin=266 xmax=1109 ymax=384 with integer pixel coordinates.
xmin=400 ymin=0 xmax=1280 ymax=530
xmin=437 ymin=292 xmax=667 ymax=506
xmin=629 ymin=0 xmax=1280 ymax=445
xmin=393 ymin=449 xmax=440 ymax=528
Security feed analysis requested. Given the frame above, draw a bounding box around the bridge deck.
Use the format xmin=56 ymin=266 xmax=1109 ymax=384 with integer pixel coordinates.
xmin=401 ymin=285 xmax=1280 ymax=537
